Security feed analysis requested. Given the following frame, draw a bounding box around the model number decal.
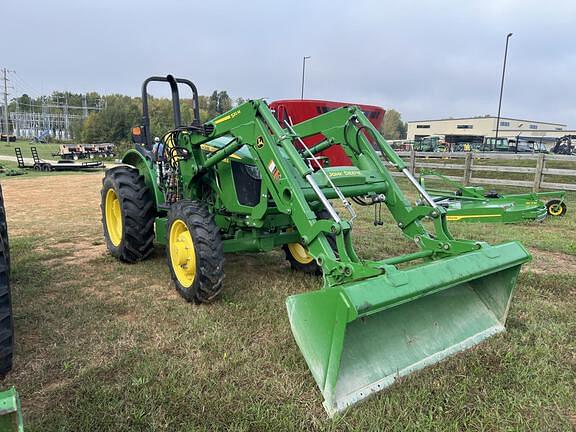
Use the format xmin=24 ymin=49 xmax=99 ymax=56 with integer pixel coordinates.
xmin=213 ymin=110 xmax=241 ymax=125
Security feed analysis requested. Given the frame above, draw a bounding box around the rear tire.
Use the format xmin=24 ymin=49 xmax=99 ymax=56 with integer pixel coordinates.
xmin=284 ymin=242 xmax=320 ymax=274
xmin=166 ymin=201 xmax=225 ymax=303
xmin=0 ymin=187 xmax=13 ymax=376
xmin=101 ymin=166 xmax=156 ymax=262
xmin=283 ymin=210 xmax=335 ymax=275
xmin=546 ymin=199 xmax=567 ymax=217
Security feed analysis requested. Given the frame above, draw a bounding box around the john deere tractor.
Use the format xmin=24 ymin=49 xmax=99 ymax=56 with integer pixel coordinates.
xmin=101 ymin=75 xmax=531 ymax=415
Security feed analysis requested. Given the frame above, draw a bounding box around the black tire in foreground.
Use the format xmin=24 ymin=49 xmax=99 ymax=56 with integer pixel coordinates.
xmin=101 ymin=166 xmax=156 ymax=262
xmin=0 ymin=185 xmax=9 ymax=271
xmin=546 ymin=199 xmax=567 ymax=217
xmin=166 ymin=201 xmax=225 ymax=303
xmin=0 ymin=186 xmax=13 ymax=376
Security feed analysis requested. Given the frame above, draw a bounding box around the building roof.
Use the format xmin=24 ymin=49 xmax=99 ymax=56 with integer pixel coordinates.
xmin=407 ymin=116 xmax=566 ymax=127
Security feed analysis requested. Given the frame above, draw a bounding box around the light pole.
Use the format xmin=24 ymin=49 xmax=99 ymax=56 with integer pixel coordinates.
xmin=301 ymin=56 xmax=311 ymax=100
xmin=495 ymin=33 xmax=513 ymax=141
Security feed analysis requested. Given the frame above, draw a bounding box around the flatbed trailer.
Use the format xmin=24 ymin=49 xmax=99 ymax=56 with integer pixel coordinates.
xmin=15 ymin=147 xmax=105 ymax=172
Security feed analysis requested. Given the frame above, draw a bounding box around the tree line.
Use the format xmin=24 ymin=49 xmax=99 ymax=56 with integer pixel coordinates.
xmin=10 ymin=91 xmax=407 ymax=143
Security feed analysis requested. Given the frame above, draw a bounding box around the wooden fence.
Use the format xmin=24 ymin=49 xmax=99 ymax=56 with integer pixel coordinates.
xmin=387 ymin=150 xmax=576 ymax=192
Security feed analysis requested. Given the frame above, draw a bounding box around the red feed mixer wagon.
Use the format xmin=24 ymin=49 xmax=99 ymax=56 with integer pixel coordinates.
xmin=269 ymin=99 xmax=385 ymax=166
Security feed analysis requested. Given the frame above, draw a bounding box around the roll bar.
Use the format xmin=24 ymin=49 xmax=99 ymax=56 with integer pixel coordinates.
xmin=140 ymin=75 xmax=201 ymax=147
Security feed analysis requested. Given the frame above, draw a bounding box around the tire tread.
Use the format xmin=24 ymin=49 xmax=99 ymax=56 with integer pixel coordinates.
xmin=101 ymin=166 xmax=156 ymax=262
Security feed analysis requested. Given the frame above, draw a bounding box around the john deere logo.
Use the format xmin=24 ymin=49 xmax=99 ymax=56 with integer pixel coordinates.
xmin=256 ymin=136 xmax=265 ymax=148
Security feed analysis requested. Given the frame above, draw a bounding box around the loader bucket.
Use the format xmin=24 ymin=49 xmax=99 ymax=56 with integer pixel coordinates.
xmin=286 ymin=241 xmax=530 ymax=416
xmin=0 ymin=387 xmax=23 ymax=432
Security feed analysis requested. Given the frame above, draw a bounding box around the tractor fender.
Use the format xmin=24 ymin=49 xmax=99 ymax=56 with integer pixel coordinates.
xmin=121 ymin=149 xmax=163 ymax=207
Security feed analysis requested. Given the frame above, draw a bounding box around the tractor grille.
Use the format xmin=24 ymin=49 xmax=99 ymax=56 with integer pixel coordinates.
xmin=231 ymin=161 xmax=261 ymax=207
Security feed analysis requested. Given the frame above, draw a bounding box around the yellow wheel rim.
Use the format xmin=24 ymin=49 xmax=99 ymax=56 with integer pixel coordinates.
xmin=549 ymin=204 xmax=563 ymax=216
xmin=105 ymin=189 xmax=123 ymax=247
xmin=287 ymin=242 xmax=314 ymax=265
xmin=169 ymin=219 xmax=196 ymax=287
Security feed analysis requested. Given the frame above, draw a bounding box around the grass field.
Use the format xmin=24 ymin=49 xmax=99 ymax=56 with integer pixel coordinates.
xmin=1 ymin=173 xmax=575 ymax=431
xmin=0 ymin=141 xmax=62 ymax=160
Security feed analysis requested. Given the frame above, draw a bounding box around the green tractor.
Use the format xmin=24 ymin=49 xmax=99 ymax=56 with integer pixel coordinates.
xmin=101 ymin=75 xmax=531 ymax=415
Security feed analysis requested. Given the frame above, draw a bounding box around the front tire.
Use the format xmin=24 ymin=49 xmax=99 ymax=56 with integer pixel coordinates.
xmin=166 ymin=201 xmax=225 ymax=303
xmin=546 ymin=199 xmax=567 ymax=217
xmin=101 ymin=166 xmax=156 ymax=262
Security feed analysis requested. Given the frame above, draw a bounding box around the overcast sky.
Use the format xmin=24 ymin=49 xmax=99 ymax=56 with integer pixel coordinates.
xmin=3 ymin=0 xmax=576 ymax=125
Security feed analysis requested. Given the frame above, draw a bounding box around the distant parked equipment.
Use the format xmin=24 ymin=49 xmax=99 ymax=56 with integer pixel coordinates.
xmin=550 ymin=135 xmax=576 ymax=155
xmin=0 ymin=135 xmax=16 ymax=143
xmin=481 ymin=136 xmax=549 ymax=153
xmin=53 ymin=143 xmax=116 ymax=160
xmin=15 ymin=147 xmax=105 ymax=172
xmin=30 ymin=129 xmax=51 ymax=144
xmin=413 ymin=135 xmax=449 ymax=152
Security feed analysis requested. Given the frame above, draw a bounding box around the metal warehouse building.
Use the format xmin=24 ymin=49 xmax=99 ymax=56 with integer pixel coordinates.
xmin=406 ymin=116 xmax=571 ymax=146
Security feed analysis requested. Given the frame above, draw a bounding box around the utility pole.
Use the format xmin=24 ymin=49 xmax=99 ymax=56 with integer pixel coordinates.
xmin=1 ymin=68 xmax=14 ymax=136
xmin=301 ymin=56 xmax=311 ymax=100
xmin=82 ymin=94 xmax=88 ymax=117
xmin=495 ymin=33 xmax=513 ymax=141
xmin=64 ymin=96 xmax=69 ymax=140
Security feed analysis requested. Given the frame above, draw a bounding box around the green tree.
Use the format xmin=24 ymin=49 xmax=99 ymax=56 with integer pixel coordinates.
xmin=207 ymin=90 xmax=233 ymax=118
xmin=13 ymin=88 xmax=234 ymax=143
xmin=218 ymin=91 xmax=232 ymax=113
xmin=208 ymin=91 xmax=219 ymax=118
xmin=13 ymin=94 xmax=32 ymax=112
xmin=380 ymin=109 xmax=407 ymax=140
xmin=198 ymin=95 xmax=208 ymax=112
xmin=81 ymin=95 xmax=139 ymax=143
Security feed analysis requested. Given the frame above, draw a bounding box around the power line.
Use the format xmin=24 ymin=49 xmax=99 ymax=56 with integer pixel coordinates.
xmin=7 ymin=73 xmax=102 ymax=140
xmin=11 ymin=71 xmax=43 ymax=99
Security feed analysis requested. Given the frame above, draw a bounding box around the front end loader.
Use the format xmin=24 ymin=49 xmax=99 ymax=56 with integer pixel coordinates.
xmin=420 ymin=170 xmax=567 ymax=223
xmin=101 ymin=75 xmax=531 ymax=415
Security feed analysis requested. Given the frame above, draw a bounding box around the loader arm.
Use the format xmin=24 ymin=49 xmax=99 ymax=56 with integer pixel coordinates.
xmin=287 ymin=105 xmax=481 ymax=253
xmin=178 ymin=100 xmax=372 ymax=285
xmin=175 ymin=101 xmax=482 ymax=287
